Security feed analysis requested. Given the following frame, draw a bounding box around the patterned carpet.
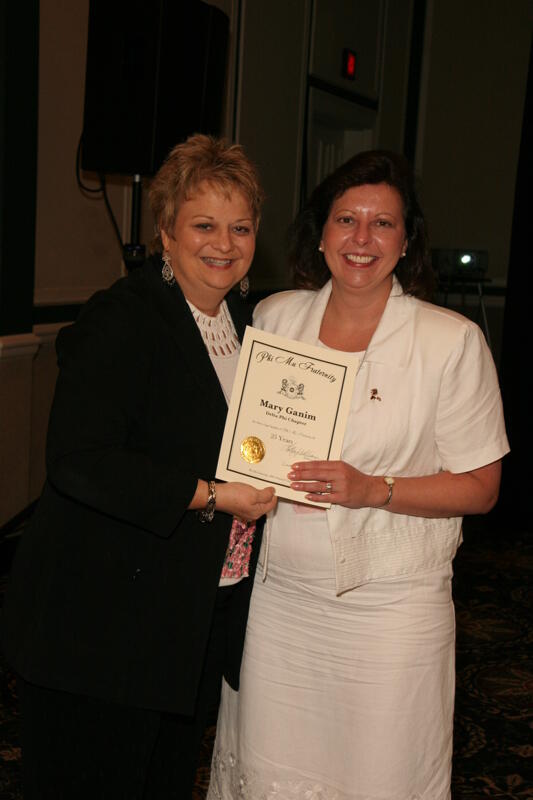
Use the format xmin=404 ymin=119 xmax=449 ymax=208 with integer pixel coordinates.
xmin=451 ymin=519 xmax=533 ymax=798
xmin=0 ymin=516 xmax=531 ymax=798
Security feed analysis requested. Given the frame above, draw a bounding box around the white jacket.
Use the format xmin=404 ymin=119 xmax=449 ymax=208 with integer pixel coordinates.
xmin=254 ymin=278 xmax=509 ymax=594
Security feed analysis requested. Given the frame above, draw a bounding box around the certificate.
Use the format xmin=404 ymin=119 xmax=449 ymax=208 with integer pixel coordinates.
xmin=216 ymin=326 xmax=359 ymax=506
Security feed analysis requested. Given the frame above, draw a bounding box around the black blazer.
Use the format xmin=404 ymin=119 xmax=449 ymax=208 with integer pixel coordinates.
xmin=1 ymin=256 xmax=262 ymax=714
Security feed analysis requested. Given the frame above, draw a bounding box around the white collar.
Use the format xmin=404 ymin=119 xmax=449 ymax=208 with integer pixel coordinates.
xmin=186 ymin=299 xmax=240 ymax=357
xmin=295 ymin=275 xmax=413 ymax=367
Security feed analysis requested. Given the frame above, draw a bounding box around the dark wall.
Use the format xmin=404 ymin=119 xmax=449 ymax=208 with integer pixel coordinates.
xmin=0 ymin=0 xmax=39 ymax=335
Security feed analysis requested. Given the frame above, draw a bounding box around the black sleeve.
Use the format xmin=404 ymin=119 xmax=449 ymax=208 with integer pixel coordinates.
xmin=46 ymin=290 xmax=199 ymax=537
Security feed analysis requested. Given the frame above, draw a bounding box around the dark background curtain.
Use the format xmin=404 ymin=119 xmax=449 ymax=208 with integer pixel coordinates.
xmin=496 ymin=36 xmax=532 ymax=524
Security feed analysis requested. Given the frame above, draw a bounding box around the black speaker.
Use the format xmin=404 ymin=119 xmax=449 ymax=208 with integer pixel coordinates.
xmin=81 ymin=0 xmax=229 ymax=176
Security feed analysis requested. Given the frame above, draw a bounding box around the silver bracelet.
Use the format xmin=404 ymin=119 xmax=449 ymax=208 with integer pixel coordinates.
xmin=198 ymin=480 xmax=216 ymax=523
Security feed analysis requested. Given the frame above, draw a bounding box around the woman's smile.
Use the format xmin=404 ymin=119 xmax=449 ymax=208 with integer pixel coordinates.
xmin=343 ymin=253 xmax=378 ymax=267
xmin=200 ymin=256 xmax=235 ymax=268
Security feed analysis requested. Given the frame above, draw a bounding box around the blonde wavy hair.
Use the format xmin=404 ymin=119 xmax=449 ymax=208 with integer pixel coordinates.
xmin=149 ymin=134 xmax=264 ymax=252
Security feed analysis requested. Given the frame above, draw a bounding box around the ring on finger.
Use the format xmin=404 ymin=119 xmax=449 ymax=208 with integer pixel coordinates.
xmin=325 ymin=481 xmax=333 ymax=493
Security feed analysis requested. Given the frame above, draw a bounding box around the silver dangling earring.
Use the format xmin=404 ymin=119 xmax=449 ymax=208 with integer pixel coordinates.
xmin=240 ymin=275 xmax=250 ymax=299
xmin=162 ymin=251 xmax=175 ymax=285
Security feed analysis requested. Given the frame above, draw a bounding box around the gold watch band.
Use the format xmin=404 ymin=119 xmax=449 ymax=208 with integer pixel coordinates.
xmin=379 ymin=476 xmax=395 ymax=507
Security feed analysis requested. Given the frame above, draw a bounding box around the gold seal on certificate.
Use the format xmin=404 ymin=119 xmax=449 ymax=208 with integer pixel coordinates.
xmin=216 ymin=327 xmax=359 ymax=506
xmin=240 ymin=436 xmax=265 ymax=464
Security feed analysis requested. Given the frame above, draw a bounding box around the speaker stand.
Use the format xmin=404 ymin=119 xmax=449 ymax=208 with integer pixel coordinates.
xmin=123 ymin=174 xmax=146 ymax=271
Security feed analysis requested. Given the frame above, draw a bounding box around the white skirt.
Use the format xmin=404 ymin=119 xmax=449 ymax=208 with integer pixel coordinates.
xmin=208 ymin=503 xmax=455 ymax=800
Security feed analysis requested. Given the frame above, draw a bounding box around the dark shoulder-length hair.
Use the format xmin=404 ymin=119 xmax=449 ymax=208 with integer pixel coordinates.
xmin=289 ymin=150 xmax=434 ymax=299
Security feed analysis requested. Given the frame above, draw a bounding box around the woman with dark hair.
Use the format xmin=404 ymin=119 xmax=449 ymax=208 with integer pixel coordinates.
xmin=208 ymin=151 xmax=508 ymax=799
xmin=290 ymin=149 xmax=432 ymax=297
xmin=1 ymin=134 xmax=276 ymax=799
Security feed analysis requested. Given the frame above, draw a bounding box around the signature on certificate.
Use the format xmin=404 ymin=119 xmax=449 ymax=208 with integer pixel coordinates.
xmin=285 ymin=444 xmax=319 ymax=460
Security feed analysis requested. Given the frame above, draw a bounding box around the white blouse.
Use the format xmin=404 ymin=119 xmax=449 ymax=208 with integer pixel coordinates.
xmin=187 ymin=299 xmax=246 ymax=587
xmin=186 ymin=299 xmax=240 ymax=404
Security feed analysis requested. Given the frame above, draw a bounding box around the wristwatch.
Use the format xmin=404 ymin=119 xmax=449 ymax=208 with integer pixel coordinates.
xmin=379 ymin=476 xmax=395 ymax=507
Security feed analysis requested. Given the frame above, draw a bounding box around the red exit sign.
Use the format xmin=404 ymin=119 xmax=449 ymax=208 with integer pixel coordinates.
xmin=342 ymin=48 xmax=356 ymax=80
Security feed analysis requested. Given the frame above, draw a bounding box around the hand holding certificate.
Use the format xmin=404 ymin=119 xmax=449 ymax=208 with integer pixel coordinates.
xmin=216 ymin=327 xmax=359 ymax=506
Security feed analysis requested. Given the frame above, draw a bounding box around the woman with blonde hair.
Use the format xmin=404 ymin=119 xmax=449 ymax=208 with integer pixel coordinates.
xmin=2 ymin=134 xmax=276 ymax=799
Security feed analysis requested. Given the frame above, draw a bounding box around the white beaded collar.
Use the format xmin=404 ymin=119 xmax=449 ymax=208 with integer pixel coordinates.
xmin=186 ymin=299 xmax=240 ymax=357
